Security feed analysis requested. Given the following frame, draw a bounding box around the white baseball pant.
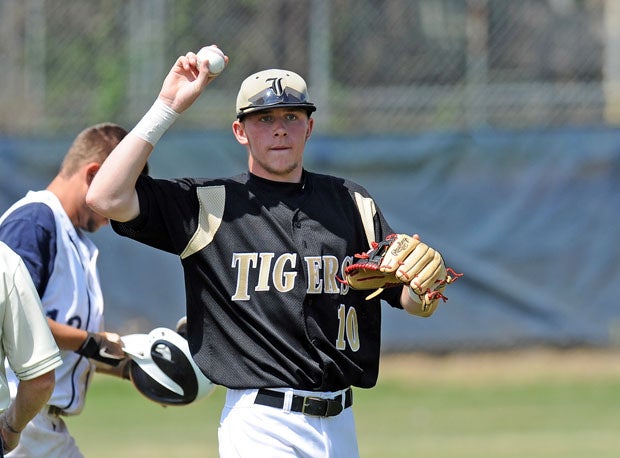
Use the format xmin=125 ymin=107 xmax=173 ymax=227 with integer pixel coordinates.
xmin=218 ymin=388 xmax=359 ymax=458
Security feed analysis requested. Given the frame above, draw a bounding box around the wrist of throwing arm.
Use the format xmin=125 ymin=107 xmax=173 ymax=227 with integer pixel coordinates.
xmin=131 ymin=99 xmax=179 ymax=146
xmin=76 ymin=332 xmax=121 ymax=366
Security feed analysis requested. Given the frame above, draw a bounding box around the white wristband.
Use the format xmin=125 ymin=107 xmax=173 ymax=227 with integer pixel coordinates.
xmin=131 ymin=99 xmax=179 ymax=146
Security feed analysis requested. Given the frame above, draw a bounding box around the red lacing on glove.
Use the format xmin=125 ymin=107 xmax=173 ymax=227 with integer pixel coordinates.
xmin=421 ymin=268 xmax=464 ymax=303
xmin=444 ymin=268 xmax=464 ymax=284
xmin=352 ymin=240 xmax=379 ymax=259
xmin=352 ymin=234 xmax=398 ymax=259
xmin=424 ymin=288 xmax=449 ymax=302
xmin=338 ymin=238 xmax=387 ymax=285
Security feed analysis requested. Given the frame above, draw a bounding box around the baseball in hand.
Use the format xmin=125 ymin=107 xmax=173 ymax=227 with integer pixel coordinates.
xmin=196 ymin=46 xmax=226 ymax=75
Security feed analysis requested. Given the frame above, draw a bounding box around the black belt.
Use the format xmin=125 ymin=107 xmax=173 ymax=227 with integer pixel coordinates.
xmin=47 ymin=406 xmax=65 ymax=416
xmin=254 ymin=388 xmax=353 ymax=417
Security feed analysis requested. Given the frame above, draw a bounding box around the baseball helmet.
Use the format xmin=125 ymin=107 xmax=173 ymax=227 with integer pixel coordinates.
xmin=236 ymin=69 xmax=316 ymax=118
xmin=121 ymin=327 xmax=215 ymax=406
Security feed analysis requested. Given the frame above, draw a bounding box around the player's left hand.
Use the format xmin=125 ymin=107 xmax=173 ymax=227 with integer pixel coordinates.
xmin=100 ymin=332 xmax=125 ymax=358
xmin=344 ymin=234 xmax=462 ymax=310
xmin=76 ymin=331 xmax=125 ymax=366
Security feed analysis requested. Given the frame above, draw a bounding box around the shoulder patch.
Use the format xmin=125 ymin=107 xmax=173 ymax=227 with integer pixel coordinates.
xmin=180 ymin=186 xmax=225 ymax=259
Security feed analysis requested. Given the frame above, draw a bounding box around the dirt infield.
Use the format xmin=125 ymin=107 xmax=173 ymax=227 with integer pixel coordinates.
xmin=379 ymin=347 xmax=620 ymax=384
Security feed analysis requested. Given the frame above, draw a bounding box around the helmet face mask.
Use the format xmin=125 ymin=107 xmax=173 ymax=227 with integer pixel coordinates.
xmin=122 ymin=328 xmax=215 ymax=406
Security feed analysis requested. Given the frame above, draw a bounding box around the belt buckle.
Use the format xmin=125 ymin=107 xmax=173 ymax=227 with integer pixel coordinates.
xmin=301 ymin=396 xmax=325 ymax=417
xmin=301 ymin=395 xmax=343 ymax=417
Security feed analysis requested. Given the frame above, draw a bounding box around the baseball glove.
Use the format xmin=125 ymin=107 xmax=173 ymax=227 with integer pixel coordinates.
xmin=343 ymin=234 xmax=462 ymax=310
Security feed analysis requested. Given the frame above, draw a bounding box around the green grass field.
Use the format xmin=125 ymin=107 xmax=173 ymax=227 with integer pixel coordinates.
xmin=66 ymin=349 xmax=620 ymax=457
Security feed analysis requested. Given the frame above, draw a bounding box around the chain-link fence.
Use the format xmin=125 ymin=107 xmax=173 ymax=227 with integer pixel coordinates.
xmin=2 ymin=0 xmax=619 ymax=351
xmin=0 ymin=0 xmax=616 ymax=135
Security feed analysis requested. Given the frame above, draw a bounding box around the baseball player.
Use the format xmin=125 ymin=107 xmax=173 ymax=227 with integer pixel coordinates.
xmin=87 ymin=47 xmax=453 ymax=457
xmin=0 ymin=242 xmax=62 ymax=455
xmin=0 ymin=124 xmax=143 ymax=458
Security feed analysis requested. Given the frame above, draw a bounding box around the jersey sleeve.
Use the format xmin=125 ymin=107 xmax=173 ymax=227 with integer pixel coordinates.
xmin=344 ymin=179 xmax=403 ymax=309
xmin=1 ymin=246 xmax=62 ymax=380
xmin=111 ymin=175 xmax=200 ymax=256
xmin=0 ymin=203 xmax=57 ymax=297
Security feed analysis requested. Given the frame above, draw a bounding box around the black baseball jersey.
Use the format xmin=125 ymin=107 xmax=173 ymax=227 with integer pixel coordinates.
xmin=112 ymin=170 xmax=403 ymax=390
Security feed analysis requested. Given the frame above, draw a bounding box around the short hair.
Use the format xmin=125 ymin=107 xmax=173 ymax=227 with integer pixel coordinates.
xmin=59 ymin=123 xmax=149 ymax=177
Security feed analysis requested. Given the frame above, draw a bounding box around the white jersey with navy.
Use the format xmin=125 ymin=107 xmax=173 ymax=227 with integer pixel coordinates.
xmin=113 ymin=171 xmax=402 ymax=391
xmin=0 ymin=190 xmax=103 ymax=415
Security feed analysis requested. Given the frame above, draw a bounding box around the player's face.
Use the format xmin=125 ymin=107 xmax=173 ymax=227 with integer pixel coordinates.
xmin=233 ymin=108 xmax=314 ymax=182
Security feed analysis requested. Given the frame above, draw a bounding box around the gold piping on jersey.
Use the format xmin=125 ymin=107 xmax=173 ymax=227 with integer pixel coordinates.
xmin=180 ymin=186 xmax=225 ymax=259
xmin=353 ymin=192 xmax=377 ymax=247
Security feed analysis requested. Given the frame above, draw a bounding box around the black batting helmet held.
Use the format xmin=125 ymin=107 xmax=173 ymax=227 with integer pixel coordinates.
xmin=122 ymin=328 xmax=215 ymax=406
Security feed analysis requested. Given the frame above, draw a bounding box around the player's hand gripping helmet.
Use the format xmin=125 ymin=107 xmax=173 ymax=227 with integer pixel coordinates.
xmin=121 ymin=327 xmax=215 ymax=406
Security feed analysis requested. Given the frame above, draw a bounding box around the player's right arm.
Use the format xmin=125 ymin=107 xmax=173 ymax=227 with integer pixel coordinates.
xmin=86 ymin=134 xmax=152 ymax=222
xmin=87 ymin=48 xmax=226 ymax=222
